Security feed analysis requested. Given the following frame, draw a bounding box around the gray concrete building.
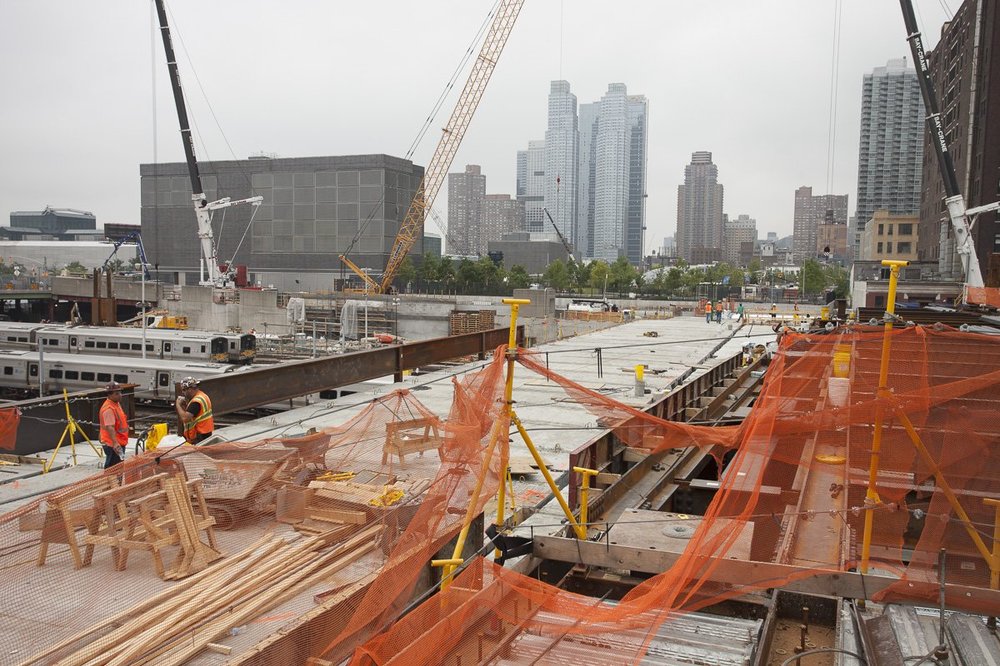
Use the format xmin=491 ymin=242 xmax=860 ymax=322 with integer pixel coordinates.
xmin=676 ymin=151 xmax=724 ymax=263
xmin=853 ymin=58 xmax=924 ymax=261
xmin=5 ymin=207 xmax=100 ymax=241
xmin=140 ymin=154 xmax=423 ymax=289
xmin=593 ymin=84 xmax=632 ymax=263
xmin=447 ymin=165 xmax=486 ymax=255
xmin=487 ymin=232 xmax=569 ymax=275
xmin=792 ymin=186 xmax=848 ymax=263
xmin=423 ymin=233 xmax=442 ymax=258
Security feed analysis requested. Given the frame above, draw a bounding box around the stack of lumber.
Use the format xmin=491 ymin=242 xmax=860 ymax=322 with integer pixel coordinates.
xmin=32 ymin=525 xmax=382 ymax=666
xmin=277 ymin=476 xmax=432 ymax=536
xmin=447 ymin=309 xmax=496 ymax=336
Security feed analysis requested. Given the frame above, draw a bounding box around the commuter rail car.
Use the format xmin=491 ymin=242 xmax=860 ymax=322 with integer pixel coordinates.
xmin=0 ymin=350 xmax=246 ymax=401
xmin=219 ymin=333 xmax=256 ymax=364
xmin=0 ymin=323 xmax=253 ymax=364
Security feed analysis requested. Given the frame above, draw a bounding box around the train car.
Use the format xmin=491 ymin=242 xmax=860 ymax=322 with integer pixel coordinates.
xmin=221 ymin=333 xmax=256 ymax=364
xmin=69 ymin=327 xmax=228 ymax=363
xmin=0 ymin=322 xmax=47 ymax=349
xmin=0 ymin=349 xmax=245 ymax=401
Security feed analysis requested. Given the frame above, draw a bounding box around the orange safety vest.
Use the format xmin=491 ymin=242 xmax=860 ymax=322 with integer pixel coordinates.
xmin=183 ymin=390 xmax=214 ymax=443
xmin=704 ymin=302 xmax=712 ymax=313
xmin=99 ymin=399 xmax=128 ymax=447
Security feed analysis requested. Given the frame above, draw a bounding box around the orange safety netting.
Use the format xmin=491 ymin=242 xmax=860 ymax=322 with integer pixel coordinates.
xmin=0 ymin=326 xmax=999 ymax=665
xmin=966 ymin=285 xmax=1000 ymax=308
xmin=0 ymin=408 xmax=19 ymax=452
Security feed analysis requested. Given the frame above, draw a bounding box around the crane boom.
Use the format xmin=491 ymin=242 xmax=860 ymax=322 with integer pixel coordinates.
xmin=153 ymin=0 xmax=261 ymax=287
xmin=339 ymin=0 xmax=524 ymax=294
xmin=899 ymin=0 xmax=985 ymax=289
xmin=542 ymin=207 xmax=576 ymax=263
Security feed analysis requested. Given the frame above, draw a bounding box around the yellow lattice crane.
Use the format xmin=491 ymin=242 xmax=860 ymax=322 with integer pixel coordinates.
xmin=339 ymin=0 xmax=524 ymax=294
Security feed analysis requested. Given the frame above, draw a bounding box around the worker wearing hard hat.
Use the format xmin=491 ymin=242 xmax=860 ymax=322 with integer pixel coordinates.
xmin=175 ymin=377 xmax=215 ymax=444
xmin=99 ymin=382 xmax=129 ymax=468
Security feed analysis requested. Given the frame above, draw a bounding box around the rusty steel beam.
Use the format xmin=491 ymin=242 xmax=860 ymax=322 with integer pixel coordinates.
xmin=201 ymin=326 xmax=521 ymax=416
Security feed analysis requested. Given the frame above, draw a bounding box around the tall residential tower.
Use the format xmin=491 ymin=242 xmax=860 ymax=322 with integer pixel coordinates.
xmin=543 ymin=81 xmax=579 ymax=247
xmin=676 ymin=151 xmax=724 ymax=264
xmin=853 ymin=58 xmax=924 ymax=260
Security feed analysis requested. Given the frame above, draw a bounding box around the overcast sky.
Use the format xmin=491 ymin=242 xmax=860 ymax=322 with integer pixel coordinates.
xmin=0 ymin=1 xmax=955 ymax=249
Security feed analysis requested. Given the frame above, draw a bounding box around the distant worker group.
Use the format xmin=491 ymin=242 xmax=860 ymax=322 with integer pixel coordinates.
xmin=704 ymin=299 xmax=744 ymax=324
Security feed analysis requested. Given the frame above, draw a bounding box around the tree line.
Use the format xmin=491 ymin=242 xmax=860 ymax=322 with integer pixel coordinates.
xmin=392 ymin=255 xmax=848 ymax=300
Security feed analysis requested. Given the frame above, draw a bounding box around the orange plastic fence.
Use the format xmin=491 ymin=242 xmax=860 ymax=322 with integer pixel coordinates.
xmin=1 ymin=326 xmax=999 ymax=665
xmin=0 ymin=408 xmax=19 ymax=452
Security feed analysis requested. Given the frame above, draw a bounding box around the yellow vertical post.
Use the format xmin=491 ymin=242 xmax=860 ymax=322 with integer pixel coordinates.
xmin=860 ymin=259 xmax=908 ymax=575
xmin=985 ymin=498 xmax=1000 ymax=590
xmin=439 ymin=298 xmax=529 ymax=587
xmin=573 ymin=467 xmax=599 ymax=531
xmin=493 ymin=298 xmax=529 ymax=557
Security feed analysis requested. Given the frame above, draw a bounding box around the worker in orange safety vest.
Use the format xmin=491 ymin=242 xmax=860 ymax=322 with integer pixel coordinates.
xmin=99 ymin=382 xmax=129 ymax=469
xmin=175 ymin=376 xmax=215 ymax=444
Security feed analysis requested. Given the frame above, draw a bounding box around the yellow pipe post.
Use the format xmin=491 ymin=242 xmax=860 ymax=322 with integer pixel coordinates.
xmin=860 ymin=260 xmax=908 ymax=575
xmin=573 ymin=467 xmax=599 ymax=531
xmin=444 ymin=298 xmax=529 ymax=587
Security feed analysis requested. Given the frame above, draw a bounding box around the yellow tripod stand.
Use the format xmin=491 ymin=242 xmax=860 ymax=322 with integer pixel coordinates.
xmin=43 ymin=390 xmax=102 ymax=473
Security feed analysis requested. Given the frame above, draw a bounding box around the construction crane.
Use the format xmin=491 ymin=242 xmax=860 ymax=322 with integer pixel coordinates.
xmin=153 ymin=0 xmax=262 ymax=288
xmin=899 ymin=0 xmax=997 ymax=293
xmin=339 ymin=0 xmax=525 ymax=294
xmin=542 ymin=207 xmax=576 ymax=264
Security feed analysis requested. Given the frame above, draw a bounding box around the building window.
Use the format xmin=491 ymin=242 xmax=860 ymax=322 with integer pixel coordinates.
xmin=898 ymin=223 xmax=913 ymax=235
xmin=897 ymin=242 xmax=912 ymax=254
xmin=878 ymin=224 xmax=884 ymax=235
xmin=887 ymin=225 xmax=893 ymax=236
xmin=877 ymin=242 xmax=883 ymax=253
xmin=886 ymin=242 xmax=893 ymax=253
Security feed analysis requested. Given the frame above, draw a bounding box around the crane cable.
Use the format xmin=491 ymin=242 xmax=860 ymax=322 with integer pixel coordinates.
xmin=346 ymin=1 xmax=501 ymax=269
xmin=824 ymin=0 xmax=843 ymax=196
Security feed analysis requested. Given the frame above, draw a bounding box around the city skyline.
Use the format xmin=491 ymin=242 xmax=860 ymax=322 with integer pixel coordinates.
xmin=0 ymin=1 xmax=959 ymax=250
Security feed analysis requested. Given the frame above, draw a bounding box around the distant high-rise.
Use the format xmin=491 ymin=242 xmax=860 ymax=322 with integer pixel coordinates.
xmin=481 ymin=194 xmax=525 ymax=254
xmin=447 ymin=165 xmax=486 ymax=255
xmin=853 ymin=58 xmax=924 ymax=261
xmin=793 ymin=186 xmax=848 ymax=262
xmin=593 ymin=83 xmax=632 ymax=262
xmin=543 ymin=81 xmax=579 ymax=247
xmin=724 ymin=214 xmax=757 ymax=266
xmin=625 ymin=94 xmax=649 ymax=263
xmin=919 ymin=0 xmax=1000 ymax=284
xmin=676 ymin=151 xmax=724 ymax=263
xmin=516 ymin=140 xmax=546 ymax=234
xmin=577 ymin=102 xmax=599 ymax=258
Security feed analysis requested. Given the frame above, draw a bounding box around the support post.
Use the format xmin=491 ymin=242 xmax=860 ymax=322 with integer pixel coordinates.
xmin=860 ymin=259 xmax=908 ymax=575
xmin=573 ymin=467 xmax=599 ymax=530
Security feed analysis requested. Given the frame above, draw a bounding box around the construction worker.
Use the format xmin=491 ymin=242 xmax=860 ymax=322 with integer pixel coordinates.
xmin=715 ymin=300 xmax=723 ymax=323
xmin=704 ymin=300 xmax=713 ymax=323
xmin=175 ymin=376 xmax=214 ymax=445
xmin=99 ymin=382 xmax=128 ymax=469
xmin=770 ymin=303 xmax=778 ymax=319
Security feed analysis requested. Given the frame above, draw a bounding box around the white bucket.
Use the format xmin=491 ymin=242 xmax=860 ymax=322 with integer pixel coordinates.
xmin=828 ymin=377 xmax=850 ymax=407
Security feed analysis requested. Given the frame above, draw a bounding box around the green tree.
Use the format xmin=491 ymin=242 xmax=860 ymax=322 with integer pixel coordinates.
xmin=396 ymin=256 xmax=417 ymax=288
xmin=507 ymin=264 xmax=531 ymax=289
xmin=576 ymin=261 xmax=593 ymax=294
xmin=474 ymin=256 xmax=500 ymax=292
xmin=543 ymin=259 xmax=571 ymax=291
xmin=456 ymin=258 xmax=478 ymax=291
xmin=63 ymin=261 xmax=88 ymax=274
xmin=418 ymin=253 xmax=440 ymax=283
xmin=801 ymin=259 xmax=826 ymax=296
xmin=608 ymin=257 xmax=636 ymax=295
xmin=588 ymin=260 xmax=610 ymax=294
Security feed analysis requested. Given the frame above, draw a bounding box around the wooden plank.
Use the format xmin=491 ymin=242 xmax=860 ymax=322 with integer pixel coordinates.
xmin=205 ymin=643 xmax=232 ymax=655
xmin=307 ymin=507 xmax=367 ymax=525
